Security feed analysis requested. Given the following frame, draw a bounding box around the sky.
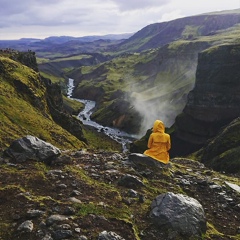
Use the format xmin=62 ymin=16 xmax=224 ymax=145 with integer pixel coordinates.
xmin=0 ymin=0 xmax=240 ymax=40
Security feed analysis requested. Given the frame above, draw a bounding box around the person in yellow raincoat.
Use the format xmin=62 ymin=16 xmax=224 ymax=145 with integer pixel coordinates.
xmin=144 ymin=120 xmax=171 ymax=164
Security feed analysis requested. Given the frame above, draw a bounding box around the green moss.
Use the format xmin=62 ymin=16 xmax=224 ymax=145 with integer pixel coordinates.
xmin=82 ymin=126 xmax=122 ymax=152
xmin=204 ymin=222 xmax=225 ymax=239
xmin=39 ymin=71 xmax=65 ymax=83
xmin=0 ymin=222 xmax=12 ymax=240
xmin=182 ymin=25 xmax=200 ymax=39
xmin=0 ymin=55 xmax=86 ymax=151
xmin=207 ymin=147 xmax=240 ymax=173
xmin=63 ymin=95 xmax=84 ymax=113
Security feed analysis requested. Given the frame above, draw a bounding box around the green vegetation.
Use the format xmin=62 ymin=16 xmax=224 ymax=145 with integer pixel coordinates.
xmin=62 ymin=95 xmax=84 ymax=113
xmin=82 ymin=126 xmax=122 ymax=152
xmin=182 ymin=25 xmax=200 ymax=39
xmin=190 ymin=118 xmax=240 ymax=173
xmin=0 ymin=55 xmax=85 ymax=151
xmin=1 ymin=11 xmax=240 ymax=239
xmin=1 ymin=153 xmax=238 ymax=239
xmin=35 ymin=12 xmax=240 ymax=136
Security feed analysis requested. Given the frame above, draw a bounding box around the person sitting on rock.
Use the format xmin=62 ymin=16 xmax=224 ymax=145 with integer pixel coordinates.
xmin=144 ymin=120 xmax=171 ymax=164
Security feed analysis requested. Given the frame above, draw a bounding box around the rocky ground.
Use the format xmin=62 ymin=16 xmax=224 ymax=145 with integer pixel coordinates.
xmin=0 ymin=149 xmax=239 ymax=240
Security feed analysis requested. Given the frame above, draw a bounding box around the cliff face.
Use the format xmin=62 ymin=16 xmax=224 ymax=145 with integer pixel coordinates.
xmin=171 ymin=44 xmax=240 ymax=156
xmin=11 ymin=50 xmax=39 ymax=72
xmin=0 ymin=50 xmax=86 ymax=150
xmin=42 ymin=77 xmax=87 ymax=143
xmin=194 ymin=117 xmax=240 ymax=173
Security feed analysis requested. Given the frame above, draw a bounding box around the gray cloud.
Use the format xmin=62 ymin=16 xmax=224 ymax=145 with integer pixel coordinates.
xmin=111 ymin=0 xmax=170 ymax=11
xmin=0 ymin=0 xmax=239 ymax=39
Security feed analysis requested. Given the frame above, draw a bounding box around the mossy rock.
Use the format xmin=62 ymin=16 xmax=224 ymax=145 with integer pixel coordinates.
xmin=196 ymin=118 xmax=240 ymax=173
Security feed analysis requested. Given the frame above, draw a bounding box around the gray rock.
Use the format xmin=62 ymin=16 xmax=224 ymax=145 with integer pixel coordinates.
xmin=150 ymin=192 xmax=206 ymax=238
xmin=98 ymin=230 xmax=125 ymax=240
xmin=26 ymin=209 xmax=45 ymax=218
xmin=55 ymin=224 xmax=71 ymax=230
xmin=57 ymin=184 xmax=68 ymax=189
xmin=118 ymin=174 xmax=144 ymax=189
xmin=5 ymin=135 xmax=61 ymax=162
xmin=41 ymin=234 xmax=53 ymax=240
xmin=70 ymin=190 xmax=81 ymax=196
xmin=78 ymin=236 xmax=88 ymax=240
xmin=68 ymin=197 xmax=82 ymax=204
xmin=63 ymin=206 xmax=76 ymax=215
xmin=225 ymin=181 xmax=240 ymax=193
xmin=128 ymin=153 xmax=168 ymax=168
xmin=46 ymin=214 xmax=68 ymax=226
xmin=52 ymin=230 xmax=73 ymax=239
xmin=17 ymin=220 xmax=34 ymax=232
xmin=47 ymin=170 xmax=63 ymax=176
xmin=127 ymin=189 xmax=138 ymax=198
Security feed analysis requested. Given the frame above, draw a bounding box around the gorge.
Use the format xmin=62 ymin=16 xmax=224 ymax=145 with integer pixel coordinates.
xmin=1 ymin=9 xmax=240 ymax=240
xmin=67 ymin=78 xmax=137 ymax=152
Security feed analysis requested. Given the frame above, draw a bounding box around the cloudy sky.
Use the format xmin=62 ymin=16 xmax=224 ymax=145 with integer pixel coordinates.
xmin=1 ymin=0 xmax=239 ymax=40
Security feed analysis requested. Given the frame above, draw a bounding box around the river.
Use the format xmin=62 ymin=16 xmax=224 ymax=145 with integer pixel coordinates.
xmin=67 ymin=78 xmax=137 ymax=152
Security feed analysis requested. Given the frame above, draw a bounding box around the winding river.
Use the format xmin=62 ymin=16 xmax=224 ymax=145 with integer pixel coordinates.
xmin=67 ymin=78 xmax=137 ymax=152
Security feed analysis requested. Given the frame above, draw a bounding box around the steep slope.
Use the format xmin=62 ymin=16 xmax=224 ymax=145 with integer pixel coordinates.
xmin=192 ymin=117 xmax=240 ymax=173
xmin=115 ymin=9 xmax=240 ymax=52
xmin=171 ymin=44 xmax=240 ymax=157
xmin=0 ymin=50 xmax=86 ymax=151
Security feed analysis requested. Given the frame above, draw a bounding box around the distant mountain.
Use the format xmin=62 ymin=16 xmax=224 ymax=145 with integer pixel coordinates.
xmin=43 ymin=33 xmax=134 ymax=43
xmin=0 ymin=33 xmax=134 ymax=52
xmin=113 ymin=9 xmax=240 ymax=52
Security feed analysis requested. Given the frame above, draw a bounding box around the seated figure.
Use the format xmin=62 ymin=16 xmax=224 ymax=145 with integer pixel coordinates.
xmin=144 ymin=120 xmax=171 ymax=164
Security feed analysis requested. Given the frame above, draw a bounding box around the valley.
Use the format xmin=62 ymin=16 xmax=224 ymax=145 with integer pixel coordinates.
xmin=67 ymin=78 xmax=137 ymax=152
xmin=0 ymin=8 xmax=240 ymax=240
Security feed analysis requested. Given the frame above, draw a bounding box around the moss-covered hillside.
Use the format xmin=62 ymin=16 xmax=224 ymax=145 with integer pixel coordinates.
xmin=0 ymin=50 xmax=87 ymax=151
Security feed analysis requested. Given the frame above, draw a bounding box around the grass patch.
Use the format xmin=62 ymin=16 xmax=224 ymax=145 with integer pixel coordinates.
xmin=0 ymin=55 xmax=85 ymax=151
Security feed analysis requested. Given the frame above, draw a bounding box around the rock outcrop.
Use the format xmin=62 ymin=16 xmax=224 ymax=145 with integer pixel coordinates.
xmin=4 ymin=135 xmax=61 ymax=163
xmin=150 ymin=192 xmax=207 ymax=239
xmin=10 ymin=50 xmax=39 ymax=72
xmin=42 ymin=76 xmax=87 ymax=143
xmin=171 ymin=44 xmax=240 ymax=156
xmin=0 ymin=51 xmax=86 ymax=150
xmin=194 ymin=117 xmax=240 ymax=173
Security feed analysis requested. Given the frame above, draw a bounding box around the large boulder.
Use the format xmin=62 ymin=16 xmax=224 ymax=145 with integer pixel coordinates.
xmin=128 ymin=153 xmax=169 ymax=169
xmin=150 ymin=192 xmax=206 ymax=239
xmin=118 ymin=174 xmax=145 ymax=189
xmin=5 ymin=135 xmax=61 ymax=163
xmin=98 ymin=230 xmax=125 ymax=240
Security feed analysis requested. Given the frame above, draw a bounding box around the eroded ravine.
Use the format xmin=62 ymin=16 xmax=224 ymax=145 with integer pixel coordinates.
xmin=67 ymin=78 xmax=137 ymax=152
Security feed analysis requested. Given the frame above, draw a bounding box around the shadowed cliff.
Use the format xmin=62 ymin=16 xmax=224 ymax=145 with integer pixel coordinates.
xmin=171 ymin=44 xmax=240 ymax=157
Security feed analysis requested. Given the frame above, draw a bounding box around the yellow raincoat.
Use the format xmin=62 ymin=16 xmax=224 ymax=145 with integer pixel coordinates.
xmin=144 ymin=120 xmax=171 ymax=164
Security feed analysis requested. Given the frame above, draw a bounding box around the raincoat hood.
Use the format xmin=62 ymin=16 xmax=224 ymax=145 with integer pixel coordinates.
xmin=152 ymin=120 xmax=165 ymax=133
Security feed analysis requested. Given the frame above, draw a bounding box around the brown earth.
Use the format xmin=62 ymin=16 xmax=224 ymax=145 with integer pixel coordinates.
xmin=0 ymin=150 xmax=239 ymax=240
